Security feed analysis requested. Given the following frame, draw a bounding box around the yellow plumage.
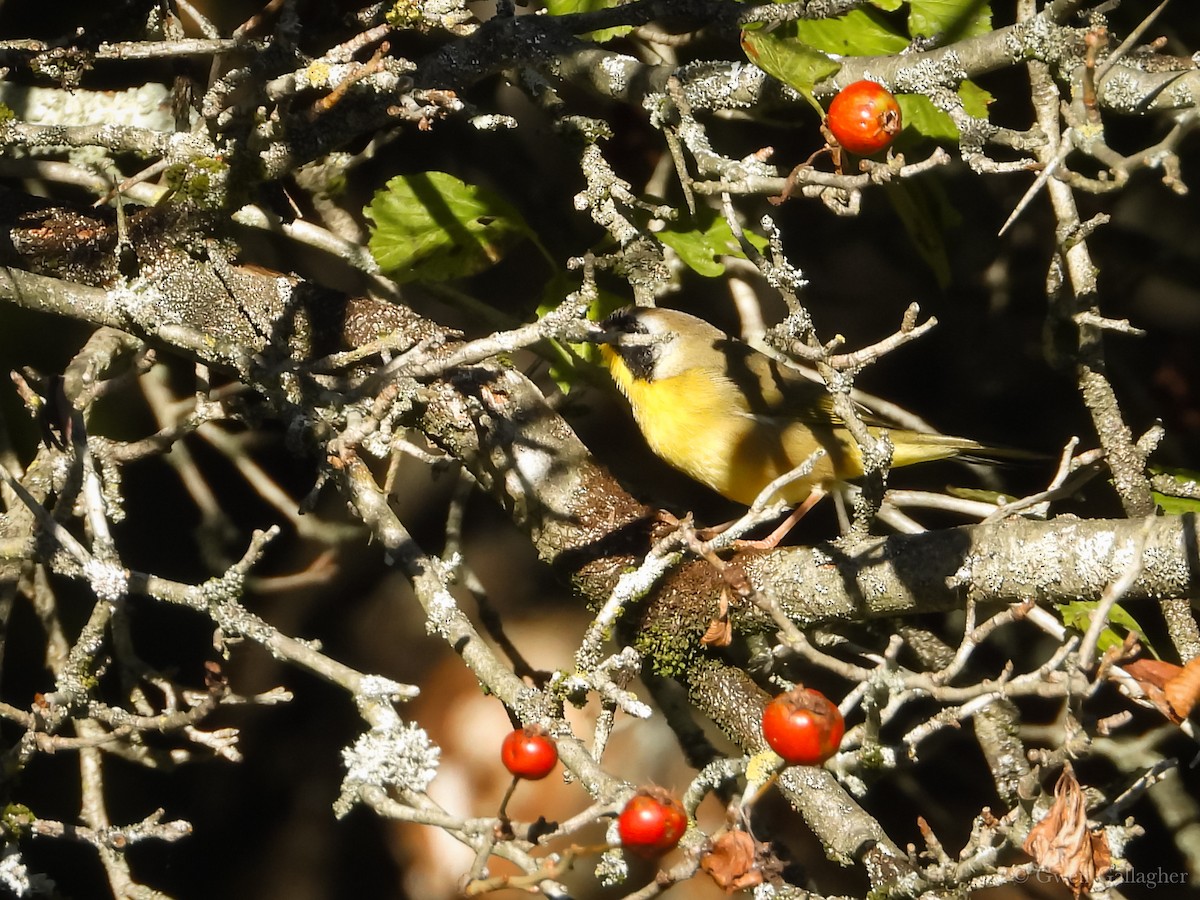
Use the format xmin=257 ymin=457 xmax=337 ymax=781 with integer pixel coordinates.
xmin=601 ymin=307 xmax=985 ymax=506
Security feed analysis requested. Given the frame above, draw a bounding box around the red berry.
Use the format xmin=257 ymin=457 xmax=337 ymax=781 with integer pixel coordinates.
xmin=616 ymin=788 xmax=688 ymax=857
xmin=825 ymin=80 xmax=902 ymax=155
xmin=761 ymin=686 xmax=845 ymax=766
xmin=500 ymin=726 xmax=558 ymax=780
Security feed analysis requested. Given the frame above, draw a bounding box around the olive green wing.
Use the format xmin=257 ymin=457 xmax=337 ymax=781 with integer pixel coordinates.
xmin=720 ymin=339 xmax=853 ymax=424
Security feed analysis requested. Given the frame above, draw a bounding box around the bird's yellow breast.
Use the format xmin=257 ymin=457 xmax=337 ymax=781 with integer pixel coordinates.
xmin=605 ymin=347 xmax=859 ymax=505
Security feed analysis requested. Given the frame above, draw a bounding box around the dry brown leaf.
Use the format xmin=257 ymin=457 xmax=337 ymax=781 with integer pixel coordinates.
xmin=701 ymin=586 xmax=733 ymax=647
xmin=701 ymin=616 xmax=733 ymax=647
xmin=1120 ymin=657 xmax=1181 ymax=692
xmin=1121 ymin=658 xmax=1184 ymax=723
xmin=1122 ymin=657 xmax=1200 ymax=723
xmin=700 ymin=831 xmax=766 ymax=893
xmin=1023 ymin=764 xmax=1112 ymax=897
xmin=1164 ymin=656 xmax=1200 ymax=719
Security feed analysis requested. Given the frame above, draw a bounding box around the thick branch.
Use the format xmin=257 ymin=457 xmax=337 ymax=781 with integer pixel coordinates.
xmin=741 ymin=514 xmax=1199 ymax=625
xmin=1 ymin=258 xmax=1195 ymax=625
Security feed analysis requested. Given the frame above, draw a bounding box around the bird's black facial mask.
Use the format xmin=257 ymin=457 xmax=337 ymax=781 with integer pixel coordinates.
xmin=603 ymin=308 xmax=660 ymax=382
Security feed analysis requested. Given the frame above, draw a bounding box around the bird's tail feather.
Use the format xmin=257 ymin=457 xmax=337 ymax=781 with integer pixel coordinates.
xmin=889 ymin=430 xmax=1046 ymax=469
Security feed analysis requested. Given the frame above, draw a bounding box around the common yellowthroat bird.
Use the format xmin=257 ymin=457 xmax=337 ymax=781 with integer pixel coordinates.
xmin=601 ymin=306 xmax=996 ymax=523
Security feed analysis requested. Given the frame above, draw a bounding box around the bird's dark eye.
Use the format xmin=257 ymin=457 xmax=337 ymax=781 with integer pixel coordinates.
xmin=602 ymin=307 xmax=647 ymax=336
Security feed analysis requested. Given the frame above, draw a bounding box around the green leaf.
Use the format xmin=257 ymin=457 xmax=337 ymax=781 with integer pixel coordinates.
xmin=366 ymin=172 xmax=530 ymax=283
xmin=1060 ymin=600 xmax=1152 ymax=658
xmin=543 ymin=0 xmax=632 ymax=43
xmin=1150 ymin=467 xmax=1200 ymax=515
xmin=945 ymin=486 xmax=1016 ymax=505
xmin=883 ymin=178 xmax=955 ymax=288
xmin=894 ymin=81 xmax=993 ymax=141
xmin=1153 ymin=492 xmax=1200 ymax=515
xmin=870 ymin=0 xmax=904 ymax=11
xmin=896 ymin=93 xmax=958 ymax=142
xmin=958 ymin=79 xmax=993 ymax=117
xmin=908 ymin=0 xmax=992 ymax=40
xmin=794 ymin=9 xmax=908 ymax=57
xmin=655 ymin=212 xmax=770 ymax=277
xmin=536 ymin=277 xmax=627 ymax=393
xmin=741 ymin=27 xmax=840 ymax=97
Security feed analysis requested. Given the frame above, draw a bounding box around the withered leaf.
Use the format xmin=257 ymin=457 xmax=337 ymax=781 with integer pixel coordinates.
xmin=1122 ymin=658 xmax=1183 ymax=723
xmin=701 ymin=616 xmax=733 ymax=647
xmin=1163 ymin=656 xmax=1200 ymax=719
xmin=1023 ymin=764 xmax=1112 ymax=897
xmin=701 ymin=586 xmax=733 ymax=647
xmin=1122 ymin=656 xmax=1200 ymax=723
xmin=700 ymin=830 xmax=766 ymax=893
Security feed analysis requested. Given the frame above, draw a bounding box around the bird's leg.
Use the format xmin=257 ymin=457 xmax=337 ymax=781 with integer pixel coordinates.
xmin=654 ymin=484 xmax=827 ymax=550
xmin=734 ymin=486 xmax=828 ymax=550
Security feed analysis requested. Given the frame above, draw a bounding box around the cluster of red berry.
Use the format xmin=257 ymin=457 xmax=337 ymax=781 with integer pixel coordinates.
xmin=499 ymin=684 xmax=843 ymax=859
